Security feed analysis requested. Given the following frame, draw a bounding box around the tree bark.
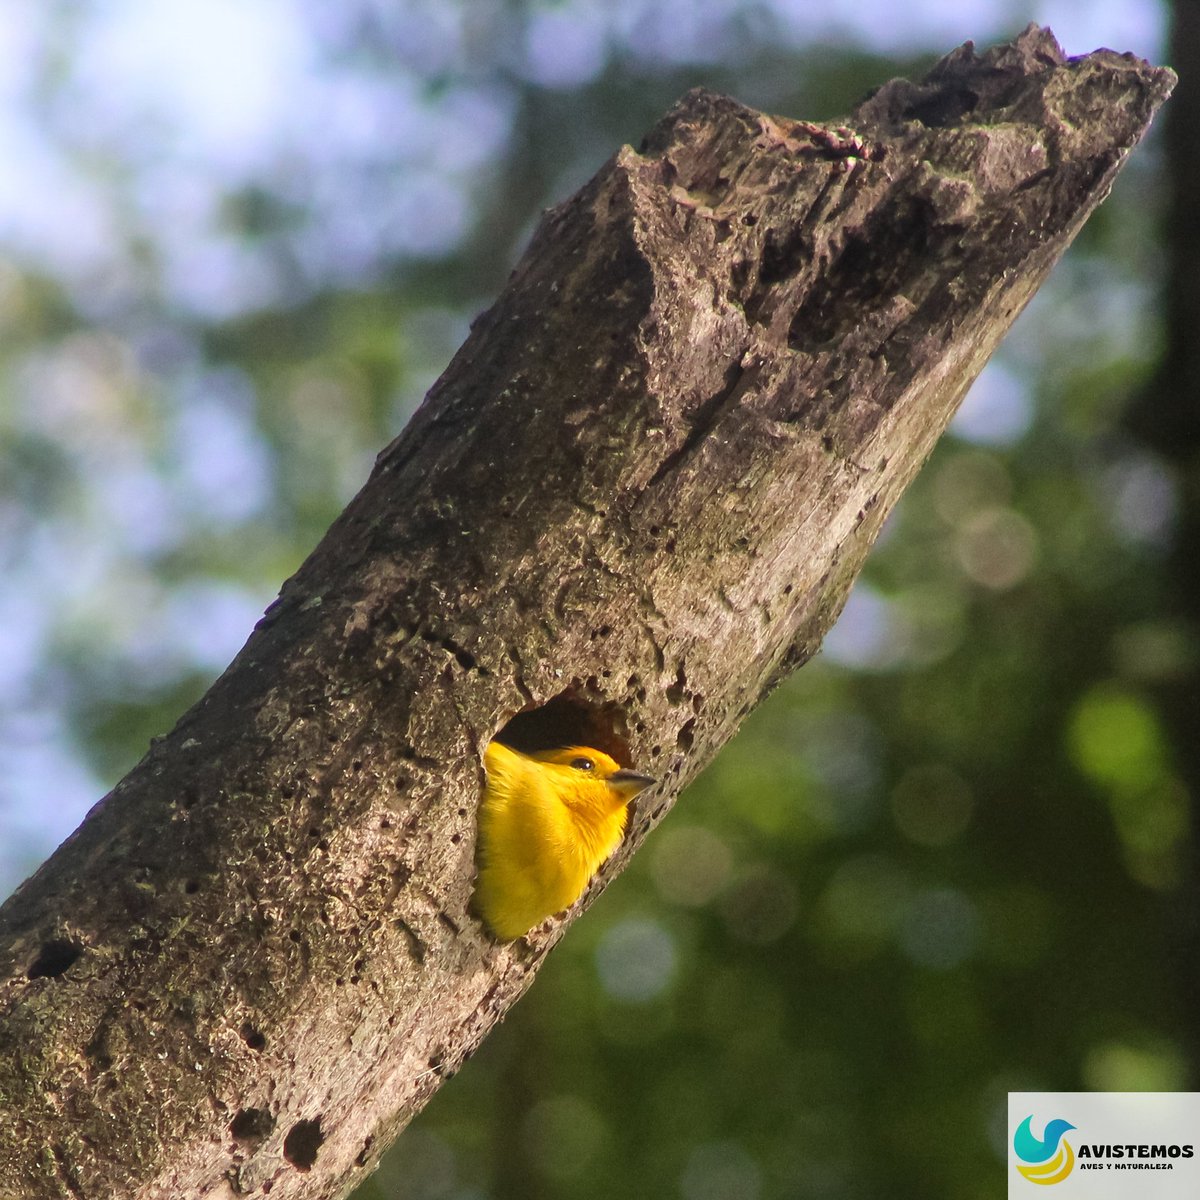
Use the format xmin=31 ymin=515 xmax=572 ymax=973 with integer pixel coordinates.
xmin=0 ymin=26 xmax=1171 ymax=1200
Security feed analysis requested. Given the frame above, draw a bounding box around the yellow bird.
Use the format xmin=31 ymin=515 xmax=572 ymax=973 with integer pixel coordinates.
xmin=474 ymin=741 xmax=655 ymax=941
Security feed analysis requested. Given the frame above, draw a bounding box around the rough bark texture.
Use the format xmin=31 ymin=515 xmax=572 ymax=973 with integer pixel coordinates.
xmin=0 ymin=26 xmax=1172 ymax=1200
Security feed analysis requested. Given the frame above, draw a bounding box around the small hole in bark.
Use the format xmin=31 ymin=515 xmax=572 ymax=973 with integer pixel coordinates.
xmin=289 ymin=930 xmax=303 ymax=943
xmin=308 ymin=826 xmax=321 ymax=838
xmin=241 ymin=1023 xmax=267 ymax=1051
xmin=356 ymin=1136 xmax=375 ymax=1168
xmin=450 ymin=833 xmax=462 ymax=845
xmin=184 ymin=879 xmax=201 ymax=895
xmin=27 ymin=939 xmax=83 ymax=980
xmin=783 ymin=584 xmax=793 ymax=595
xmin=394 ymin=775 xmax=409 ymax=791
xmin=664 ymin=538 xmax=676 ymax=553
xmin=180 ymin=787 xmax=199 ymax=809
xmin=283 ymin=1118 xmax=324 ymax=1170
xmin=280 ymin=783 xmax=295 ymax=799
xmin=380 ymin=817 xmax=393 ymax=830
xmin=351 ymin=760 xmax=363 ymax=772
xmin=317 ymin=838 xmax=330 ymax=852
xmin=231 ymin=1107 xmax=275 ymax=1142
xmin=457 ymin=807 xmax=467 ymax=817
xmin=677 ymin=720 xmax=696 ymax=752
xmin=743 ymin=213 xmax=758 ymax=226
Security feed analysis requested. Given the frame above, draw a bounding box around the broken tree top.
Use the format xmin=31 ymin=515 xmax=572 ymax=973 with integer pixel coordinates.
xmin=579 ymin=24 xmax=1173 ymax=409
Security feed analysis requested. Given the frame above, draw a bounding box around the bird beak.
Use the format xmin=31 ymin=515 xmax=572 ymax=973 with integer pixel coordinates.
xmin=608 ymin=769 xmax=656 ymax=797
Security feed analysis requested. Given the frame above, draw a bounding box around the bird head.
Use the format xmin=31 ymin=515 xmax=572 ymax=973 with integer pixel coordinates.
xmin=531 ymin=746 xmax=656 ymax=813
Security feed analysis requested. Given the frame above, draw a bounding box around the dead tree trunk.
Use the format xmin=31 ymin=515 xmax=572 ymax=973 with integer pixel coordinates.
xmin=0 ymin=26 xmax=1171 ymax=1200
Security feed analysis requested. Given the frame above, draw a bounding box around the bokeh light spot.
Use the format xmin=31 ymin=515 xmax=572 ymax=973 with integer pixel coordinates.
xmin=951 ymin=360 xmax=1032 ymax=445
xmin=594 ymin=916 xmax=677 ymax=1003
xmin=650 ymin=825 xmax=733 ymax=908
xmin=522 ymin=1094 xmax=607 ymax=1182
xmin=932 ymin=449 xmax=1012 ymax=523
xmin=899 ymin=887 xmax=980 ymax=970
xmin=953 ymin=507 xmax=1038 ymax=590
xmin=1068 ymin=684 xmax=1165 ymax=790
xmin=822 ymin=585 xmax=901 ymax=670
xmin=813 ymin=855 xmax=910 ymax=962
xmin=680 ymin=1139 xmax=762 ymax=1200
xmin=1105 ymin=451 xmax=1178 ymax=545
xmin=1083 ymin=1040 xmax=1187 ymax=1093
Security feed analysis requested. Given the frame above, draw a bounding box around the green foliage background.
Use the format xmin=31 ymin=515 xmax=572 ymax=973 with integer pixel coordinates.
xmin=0 ymin=3 xmax=1189 ymax=1199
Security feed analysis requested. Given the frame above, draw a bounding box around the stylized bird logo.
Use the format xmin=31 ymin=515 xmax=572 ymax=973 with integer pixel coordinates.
xmin=1014 ymin=1115 xmax=1077 ymax=1185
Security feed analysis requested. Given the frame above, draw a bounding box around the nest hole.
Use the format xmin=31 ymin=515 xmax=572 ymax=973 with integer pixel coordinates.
xmin=492 ymin=688 xmax=633 ymax=766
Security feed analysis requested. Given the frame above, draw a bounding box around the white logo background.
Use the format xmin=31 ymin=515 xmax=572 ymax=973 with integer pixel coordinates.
xmin=1009 ymin=1093 xmax=1200 ymax=1199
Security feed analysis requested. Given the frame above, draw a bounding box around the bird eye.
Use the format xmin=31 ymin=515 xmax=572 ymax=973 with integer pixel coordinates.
xmin=570 ymin=756 xmax=595 ymax=772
